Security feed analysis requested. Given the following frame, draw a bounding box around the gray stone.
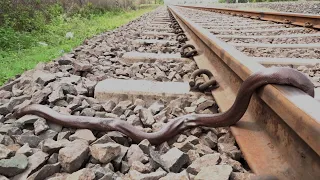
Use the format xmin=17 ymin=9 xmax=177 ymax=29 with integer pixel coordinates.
xmin=57 ymin=131 xmax=71 ymax=140
xmin=220 ymin=153 xmax=245 ymax=172
xmin=218 ymin=143 xmax=241 ymax=160
xmin=131 ymin=161 xmax=151 ymax=173
xmin=112 ymin=145 xmax=129 ymax=170
xmin=120 ymin=161 xmax=130 ymax=174
xmin=103 ymin=163 xmax=114 ymax=172
xmin=38 ymin=130 xmax=58 ymax=140
xmin=0 ymin=124 xmax=22 ymax=136
xmin=12 ymin=151 xmax=49 ymax=180
xmin=7 ymin=95 xmax=31 ymax=113
xmin=195 ymin=143 xmax=214 ymax=155
xmin=218 ymin=132 xmax=235 ymax=144
xmin=58 ymin=139 xmax=89 ymax=173
xmin=91 ymin=104 xmax=102 ymax=111
xmin=0 ymin=175 xmax=9 ymax=180
xmin=0 ymin=90 xmax=11 ymax=99
xmin=90 ymin=143 xmax=121 ymax=164
xmin=0 ymin=154 xmax=28 ymax=177
xmin=173 ymin=141 xmax=195 ymax=153
xmin=158 ymin=142 xmax=170 ymax=154
xmin=0 ymin=135 xmax=14 ymax=146
xmin=32 ymin=87 xmax=52 ymax=104
xmin=127 ymin=144 xmax=148 ymax=166
xmin=0 ymin=103 xmax=10 ymax=115
xmin=75 ymin=85 xmax=88 ymax=95
xmin=41 ymin=139 xmax=67 ymax=154
xmin=148 ymin=101 xmax=165 ymax=115
xmin=58 ymin=55 xmax=73 ymax=65
xmin=134 ymin=99 xmax=146 ymax=107
xmin=106 ymin=131 xmax=128 ymax=145
xmin=48 ymin=153 xmax=59 ymax=164
xmin=195 ymin=165 xmax=232 ymax=180
xmin=138 ymin=139 xmax=151 ymax=155
xmin=15 ymin=134 xmax=41 ymax=148
xmin=112 ymin=100 xmax=132 ymax=116
xmin=161 ymin=147 xmax=189 ymax=173
xmin=153 ymin=110 xmax=167 ymax=123
xmin=55 ymin=100 xmax=69 ymax=107
xmin=187 ymin=153 xmax=220 ymax=175
xmin=89 ymin=164 xmax=110 ymax=179
xmin=91 ymin=134 xmax=115 ymax=145
xmin=185 ymin=135 xmax=200 ymax=145
xmin=127 ymin=114 xmax=143 ymax=126
xmin=80 ymin=108 xmax=95 ymax=117
xmin=176 ymin=134 xmax=187 ymax=143
xmin=69 ymin=129 xmax=96 ymax=143
xmin=74 ymin=62 xmax=92 ymax=72
xmin=229 ymin=172 xmax=257 ymax=180
xmin=47 ymin=122 xmax=63 ymax=133
xmin=27 ymin=162 xmax=61 ymax=180
xmin=159 ymin=170 xmax=189 ymax=180
xmin=133 ymin=105 xmax=144 ymax=114
xmin=66 ymin=168 xmax=95 ymax=180
xmin=33 ymin=70 xmax=56 ymax=86
xmin=0 ymin=144 xmax=14 ymax=160
xmin=34 ymin=118 xmax=49 ymax=135
xmin=60 ymin=83 xmax=77 ymax=95
xmin=139 ymin=108 xmax=155 ymax=126
xmin=187 ymin=150 xmax=200 ymax=162
xmin=46 ymin=172 xmax=68 ymax=180
xmin=184 ymin=106 xmax=197 ymax=113
xmin=16 ymin=143 xmax=33 ymax=156
xmin=129 ymin=168 xmax=167 ymax=180
xmin=104 ymin=113 xmax=118 ymax=118
xmin=200 ymin=131 xmax=217 ymax=149
xmin=48 ymin=87 xmax=64 ymax=103
xmin=190 ymin=127 xmax=203 ymax=136
xmin=195 ymin=99 xmax=215 ymax=112
xmin=15 ymin=115 xmax=39 ymax=126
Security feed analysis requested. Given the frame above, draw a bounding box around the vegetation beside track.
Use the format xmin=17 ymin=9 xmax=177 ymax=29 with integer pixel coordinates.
xmin=0 ymin=3 xmax=159 ymax=86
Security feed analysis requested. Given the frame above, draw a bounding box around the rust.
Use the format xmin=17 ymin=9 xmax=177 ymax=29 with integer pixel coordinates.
xmin=169 ymin=5 xmax=320 ymax=179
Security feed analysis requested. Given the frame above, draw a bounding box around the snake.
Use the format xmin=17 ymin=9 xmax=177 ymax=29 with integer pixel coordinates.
xmin=14 ymin=67 xmax=314 ymax=145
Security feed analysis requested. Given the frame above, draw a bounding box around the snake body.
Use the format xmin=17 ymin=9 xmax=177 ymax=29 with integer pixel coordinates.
xmin=15 ymin=67 xmax=314 ymax=145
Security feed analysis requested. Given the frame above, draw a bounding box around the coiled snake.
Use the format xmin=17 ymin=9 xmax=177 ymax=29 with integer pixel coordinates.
xmin=14 ymin=67 xmax=314 ymax=145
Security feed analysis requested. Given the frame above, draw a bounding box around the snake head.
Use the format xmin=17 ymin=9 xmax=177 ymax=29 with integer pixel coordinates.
xmin=168 ymin=114 xmax=199 ymax=131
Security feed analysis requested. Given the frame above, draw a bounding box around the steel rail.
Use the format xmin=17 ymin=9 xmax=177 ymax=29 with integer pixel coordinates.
xmin=178 ymin=5 xmax=320 ymax=29
xmin=168 ymin=5 xmax=320 ymax=179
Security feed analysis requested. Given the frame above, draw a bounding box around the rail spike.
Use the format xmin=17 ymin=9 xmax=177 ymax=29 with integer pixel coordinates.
xmin=176 ymin=33 xmax=188 ymax=43
xmin=180 ymin=44 xmax=198 ymax=58
xmin=189 ymin=69 xmax=218 ymax=91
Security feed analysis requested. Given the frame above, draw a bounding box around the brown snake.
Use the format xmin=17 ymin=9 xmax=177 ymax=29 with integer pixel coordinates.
xmin=14 ymin=67 xmax=314 ymax=145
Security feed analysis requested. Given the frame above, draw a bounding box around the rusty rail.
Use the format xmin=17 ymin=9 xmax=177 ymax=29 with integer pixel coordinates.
xmin=168 ymin=5 xmax=320 ymax=180
xmin=178 ymin=5 xmax=320 ymax=29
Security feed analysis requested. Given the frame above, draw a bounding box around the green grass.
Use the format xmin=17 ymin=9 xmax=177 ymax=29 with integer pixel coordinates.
xmin=0 ymin=7 xmax=157 ymax=86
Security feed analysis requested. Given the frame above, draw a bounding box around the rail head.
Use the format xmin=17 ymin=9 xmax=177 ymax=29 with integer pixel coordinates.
xmin=177 ymin=5 xmax=320 ymax=29
xmin=168 ymin=5 xmax=320 ymax=177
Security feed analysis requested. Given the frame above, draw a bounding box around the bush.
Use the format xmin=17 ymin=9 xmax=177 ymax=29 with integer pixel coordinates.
xmin=0 ymin=0 xmax=50 ymax=31
xmin=0 ymin=28 xmax=36 ymax=51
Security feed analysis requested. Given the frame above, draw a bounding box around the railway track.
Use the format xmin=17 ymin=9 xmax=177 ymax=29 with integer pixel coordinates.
xmin=169 ymin=5 xmax=320 ymax=180
xmin=0 ymin=5 xmax=319 ymax=180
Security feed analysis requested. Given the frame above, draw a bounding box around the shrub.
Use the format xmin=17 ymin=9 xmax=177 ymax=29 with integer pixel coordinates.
xmin=0 ymin=28 xmax=36 ymax=51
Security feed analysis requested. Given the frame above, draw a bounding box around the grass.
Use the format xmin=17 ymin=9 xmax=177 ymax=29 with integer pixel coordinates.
xmin=0 ymin=6 xmax=157 ymax=86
